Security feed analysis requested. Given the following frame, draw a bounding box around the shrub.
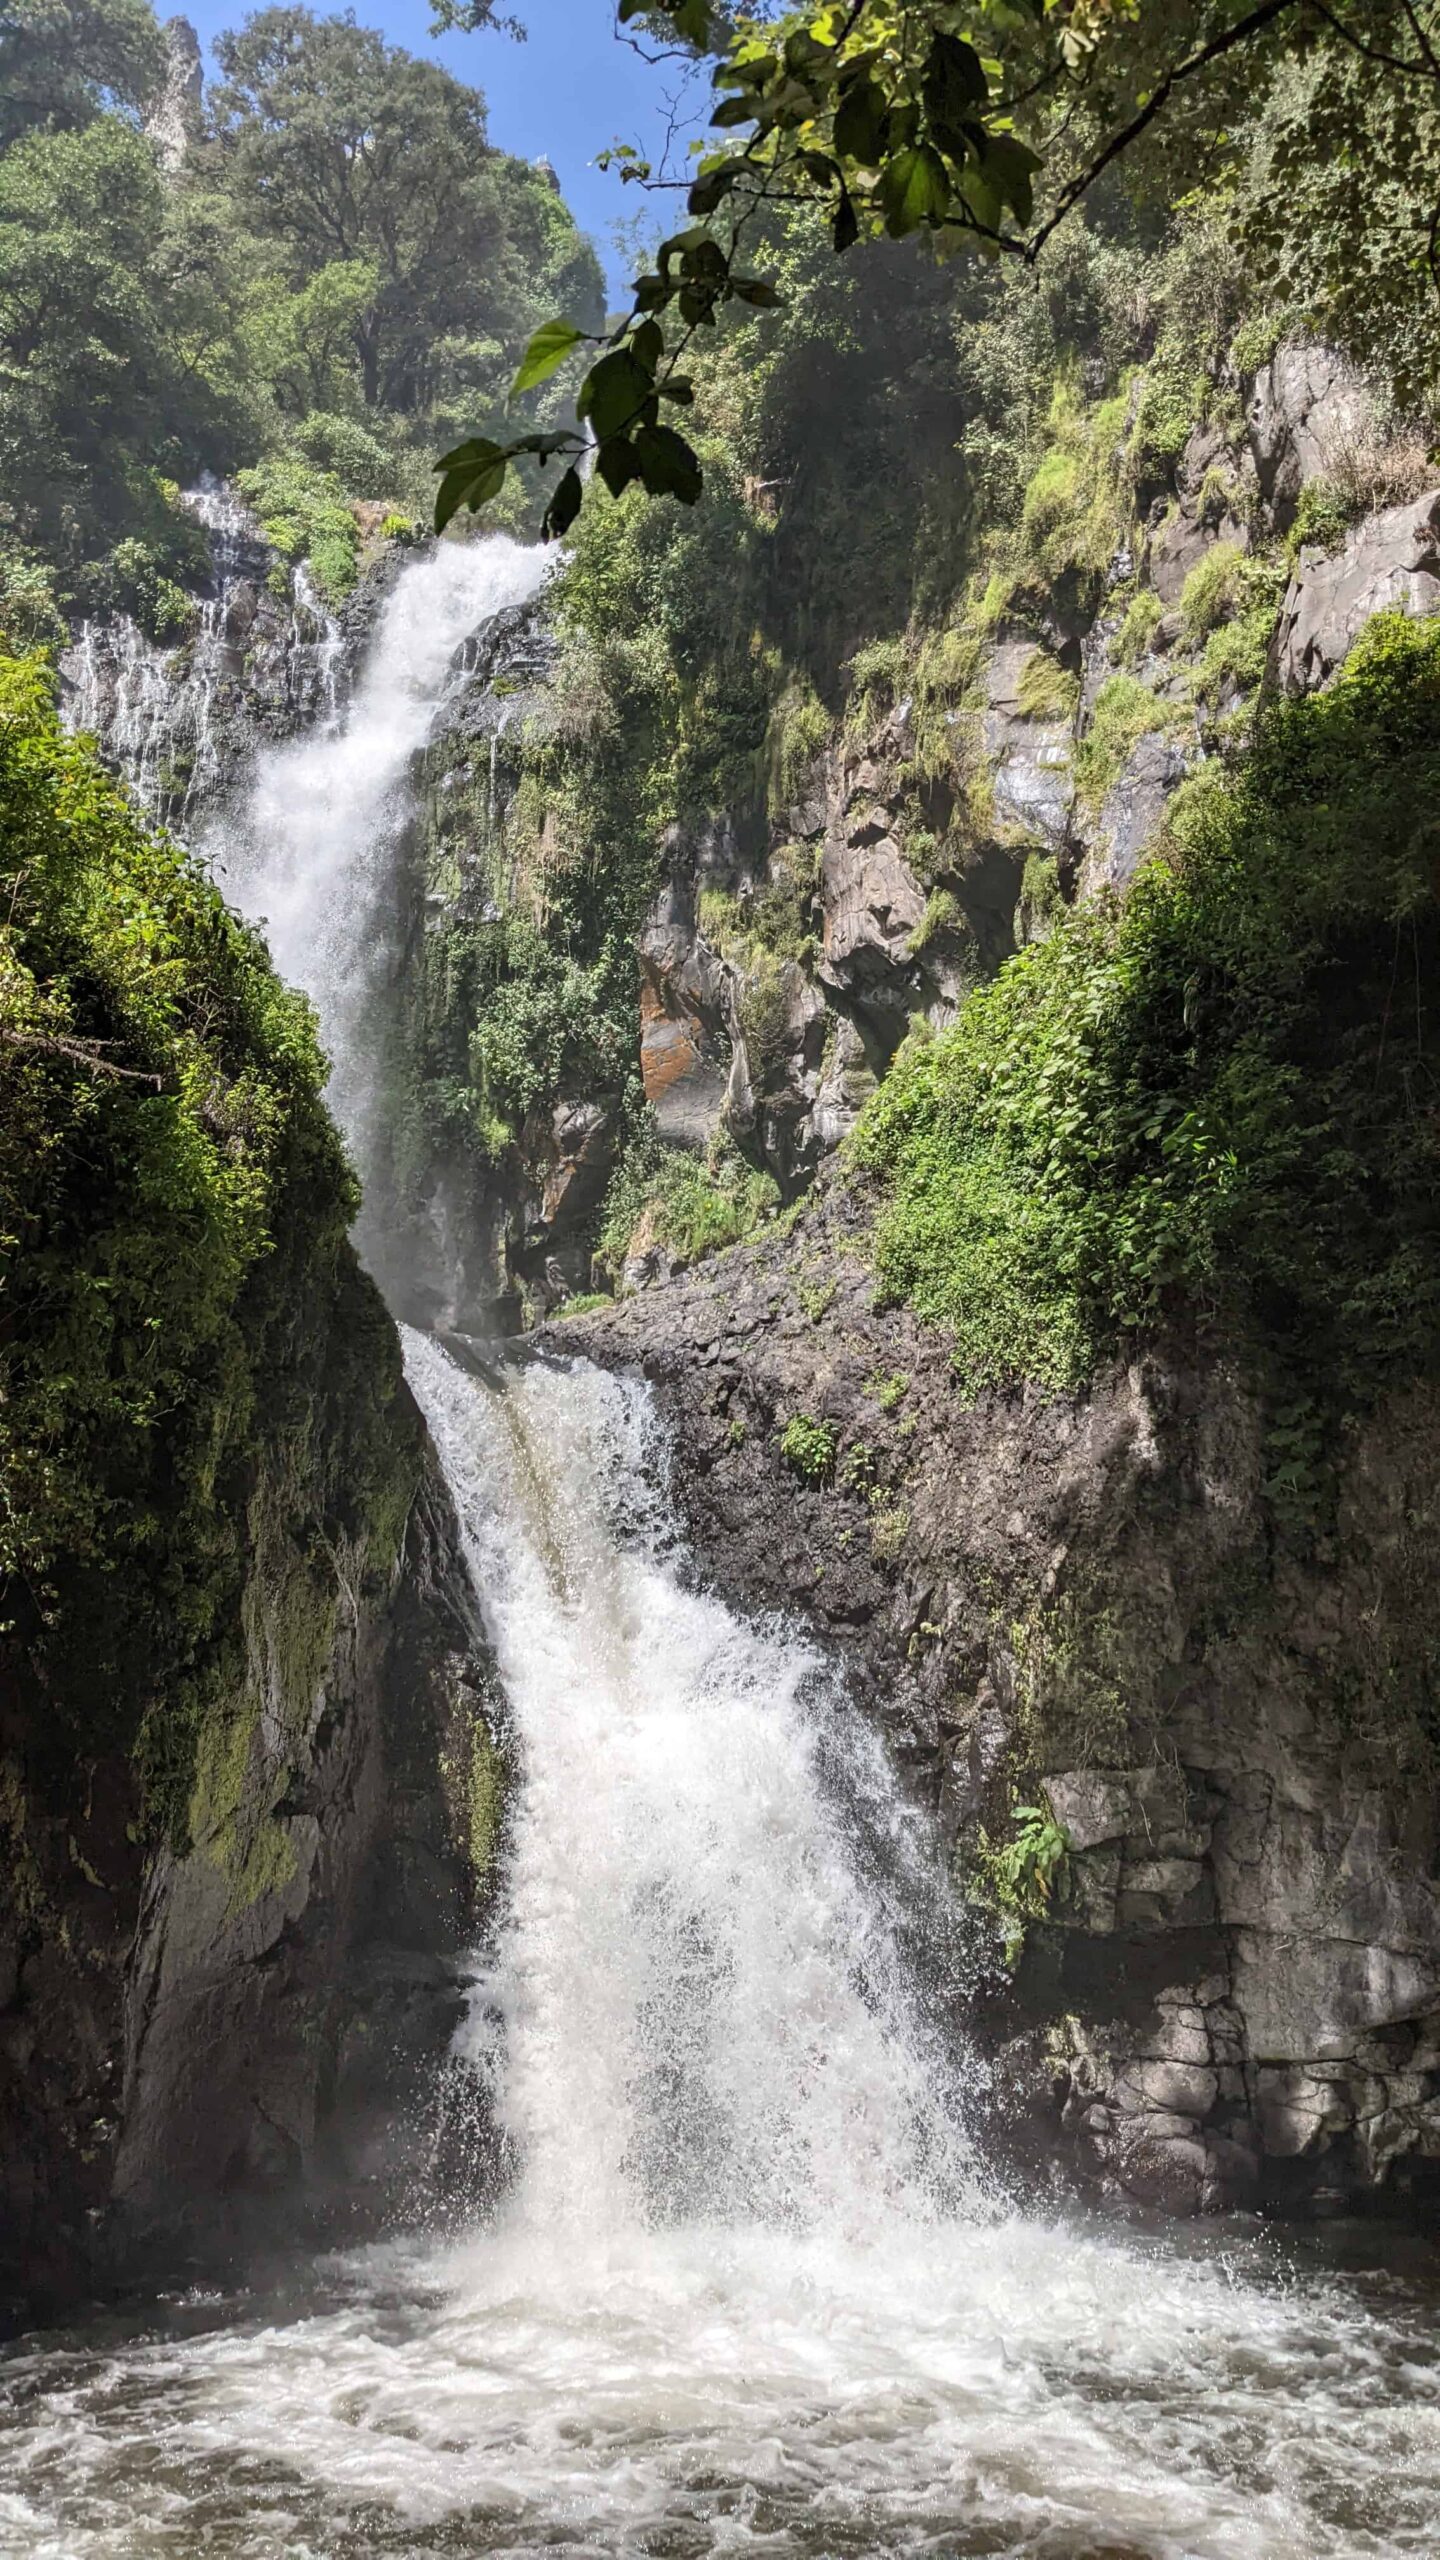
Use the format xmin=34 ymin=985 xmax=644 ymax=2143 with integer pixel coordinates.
xmin=294 ymin=411 xmax=397 ymax=502
xmin=852 ymin=611 xmax=1440 ymax=1408
xmin=0 ymin=550 xmax=66 ymax=653
xmin=597 ymin=1131 xmax=779 ymax=1278
xmin=235 ymin=456 xmax=361 ymax=602
xmin=779 ymin=1412 xmax=837 ymax=1480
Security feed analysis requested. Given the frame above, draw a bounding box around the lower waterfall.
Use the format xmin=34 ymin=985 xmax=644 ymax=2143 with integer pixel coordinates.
xmin=0 ymin=1331 xmax=1433 ymax=2554
xmin=11 ymin=533 xmax=1435 ymax=2557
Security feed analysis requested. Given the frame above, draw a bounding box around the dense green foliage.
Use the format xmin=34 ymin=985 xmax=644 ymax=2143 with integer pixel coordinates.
xmin=446 ymin=0 xmax=1440 ymax=539
xmin=596 ymin=1131 xmax=779 ymax=1279
xmin=0 ymin=655 xmax=410 ymax=1831
xmin=854 ymin=614 xmax=1440 ymax=1403
xmin=0 ymin=0 xmax=601 ymax=620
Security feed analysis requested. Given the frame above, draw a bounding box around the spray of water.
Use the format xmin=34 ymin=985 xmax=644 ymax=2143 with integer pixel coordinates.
xmin=405 ymin=1332 xmax=985 ymax=2246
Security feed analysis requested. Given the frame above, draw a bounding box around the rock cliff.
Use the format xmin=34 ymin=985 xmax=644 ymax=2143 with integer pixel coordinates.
xmin=535 ymin=336 xmax=1440 ymax=2222
xmin=550 ymin=1196 xmax=1440 ymax=2220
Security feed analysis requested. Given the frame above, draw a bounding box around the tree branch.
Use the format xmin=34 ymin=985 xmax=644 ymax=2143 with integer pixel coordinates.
xmin=1024 ymin=0 xmax=1305 ymax=265
xmin=0 ymin=1028 xmax=165 ymax=1086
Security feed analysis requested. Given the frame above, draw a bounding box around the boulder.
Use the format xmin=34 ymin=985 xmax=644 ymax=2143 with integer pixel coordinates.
xmin=981 ymin=640 xmax=1075 ymax=850
xmin=1273 ymin=488 xmax=1440 ymax=692
xmin=819 ymin=833 xmax=926 ymax=990
xmin=1247 ymin=342 xmax=1375 ymax=524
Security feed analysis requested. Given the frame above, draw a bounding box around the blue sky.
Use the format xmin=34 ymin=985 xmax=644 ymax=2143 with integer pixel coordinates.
xmin=180 ymin=2 xmax=710 ymax=303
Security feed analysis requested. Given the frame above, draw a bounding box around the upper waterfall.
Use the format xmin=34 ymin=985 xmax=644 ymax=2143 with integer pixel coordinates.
xmin=199 ymin=535 xmax=549 ymax=1205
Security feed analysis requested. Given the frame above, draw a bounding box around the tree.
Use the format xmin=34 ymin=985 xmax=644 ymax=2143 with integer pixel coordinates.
xmin=436 ymin=0 xmax=1440 ymax=540
xmin=0 ymin=119 xmax=179 ymax=584
xmin=0 ymin=0 xmax=166 ymax=149
xmin=211 ymin=7 xmax=602 ymax=419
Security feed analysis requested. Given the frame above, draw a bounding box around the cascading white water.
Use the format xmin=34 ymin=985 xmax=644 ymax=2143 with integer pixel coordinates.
xmin=1 ymin=1327 xmax=1434 ymax=2556
xmin=404 ymin=1332 xmax=983 ymax=2246
xmin=61 ymin=480 xmax=347 ymax=824
xmin=11 ymin=529 xmax=1438 ymax=2558
xmin=199 ymin=536 xmax=548 ymax=1191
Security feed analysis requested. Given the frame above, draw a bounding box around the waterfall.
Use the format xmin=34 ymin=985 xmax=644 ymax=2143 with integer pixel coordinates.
xmin=404 ymin=1331 xmax=984 ymax=2245
xmin=10 ymin=524 xmax=1437 ymax=2560
xmin=61 ymin=479 xmax=349 ymax=825
xmin=197 ymin=535 xmax=548 ymax=1203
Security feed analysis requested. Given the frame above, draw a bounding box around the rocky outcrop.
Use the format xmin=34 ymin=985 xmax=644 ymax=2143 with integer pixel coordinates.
xmin=144 ymin=16 xmax=204 ymax=181
xmin=1275 ymin=488 xmax=1440 ymax=693
xmin=550 ymin=1195 xmax=1440 ymax=2220
xmin=61 ymin=486 xmax=351 ymax=826
xmin=982 ymin=639 xmax=1075 ymax=848
xmin=1246 ymin=343 xmax=1375 ymax=526
xmin=0 ymin=1254 xmax=495 ymax=2328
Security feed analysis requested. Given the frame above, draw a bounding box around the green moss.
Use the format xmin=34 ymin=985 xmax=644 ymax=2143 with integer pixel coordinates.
xmin=1192 ymin=602 xmax=1275 ymax=707
xmin=1017 ymin=849 xmax=1063 ymax=942
xmin=1177 ymin=541 xmax=1244 ymax=645
xmin=1109 ymin=588 xmax=1163 ymax=669
xmin=1287 ymin=476 xmax=1362 ymax=561
xmin=0 ymin=654 xmax=419 ymax=1848
xmin=1127 ymin=350 xmax=1209 ymax=488
xmin=767 ymin=677 xmax=829 ymax=812
xmin=467 ymin=1715 xmax=504 ymax=1890
xmin=852 ymin=612 xmax=1440 ymax=1412
xmin=1015 ymin=649 xmax=1080 ymax=724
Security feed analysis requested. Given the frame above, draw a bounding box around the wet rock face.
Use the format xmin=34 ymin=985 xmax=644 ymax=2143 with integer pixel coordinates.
xmin=548 ymin=1205 xmax=1440 ymax=2221
xmin=0 ymin=1286 xmax=489 ymax=2329
xmin=1247 ymin=343 xmax=1375 ymax=526
xmin=60 ymin=487 xmax=353 ymax=830
xmin=982 ymin=639 xmax=1075 ymax=849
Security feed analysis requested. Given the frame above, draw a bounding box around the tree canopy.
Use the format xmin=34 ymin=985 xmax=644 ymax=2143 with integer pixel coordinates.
xmin=436 ymin=0 xmax=1440 ymax=538
xmin=0 ymin=0 xmax=602 ymax=626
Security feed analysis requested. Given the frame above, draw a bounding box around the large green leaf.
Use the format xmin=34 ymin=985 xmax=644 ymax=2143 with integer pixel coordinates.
xmin=542 ymin=466 xmax=585 ymax=540
xmin=834 ymin=65 xmax=890 ymax=168
xmin=632 ymin=422 xmax=703 ymax=503
xmin=578 ymin=347 xmax=654 ymax=441
xmin=511 ymin=317 xmax=585 ymax=398
xmin=879 ymin=144 xmax=952 ymax=238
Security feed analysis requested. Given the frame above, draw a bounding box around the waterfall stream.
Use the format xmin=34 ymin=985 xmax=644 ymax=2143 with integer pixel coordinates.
xmin=10 ymin=530 xmax=1436 ymax=2557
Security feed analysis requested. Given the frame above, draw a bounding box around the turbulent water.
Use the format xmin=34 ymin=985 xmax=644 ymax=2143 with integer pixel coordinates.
xmin=17 ymin=530 xmax=1439 ymax=2556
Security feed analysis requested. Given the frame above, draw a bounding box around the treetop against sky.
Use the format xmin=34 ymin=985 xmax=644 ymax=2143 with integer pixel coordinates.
xmin=178 ymin=0 xmax=702 ymax=302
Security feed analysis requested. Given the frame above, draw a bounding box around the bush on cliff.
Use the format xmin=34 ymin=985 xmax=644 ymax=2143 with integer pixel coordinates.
xmin=0 ymin=655 xmax=409 ymax=1829
xmin=854 ymin=612 xmax=1440 ymax=1403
